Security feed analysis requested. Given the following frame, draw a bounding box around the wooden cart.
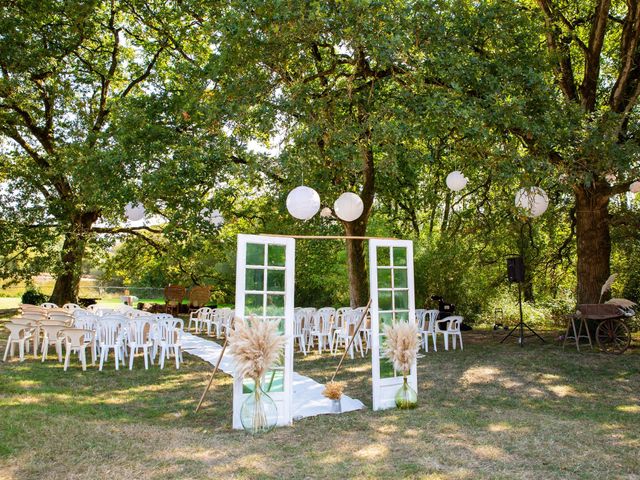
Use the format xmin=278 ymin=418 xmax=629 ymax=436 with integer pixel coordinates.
xmin=564 ymin=304 xmax=633 ymax=354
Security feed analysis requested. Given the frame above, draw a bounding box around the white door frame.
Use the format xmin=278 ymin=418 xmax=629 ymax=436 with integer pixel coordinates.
xmin=233 ymin=234 xmax=295 ymax=429
xmin=369 ymin=239 xmax=417 ymax=410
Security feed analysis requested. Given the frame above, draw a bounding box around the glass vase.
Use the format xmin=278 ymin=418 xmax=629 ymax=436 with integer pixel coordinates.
xmin=395 ymin=376 xmax=417 ymax=409
xmin=331 ymin=398 xmax=341 ymax=413
xmin=240 ymin=380 xmax=278 ymax=434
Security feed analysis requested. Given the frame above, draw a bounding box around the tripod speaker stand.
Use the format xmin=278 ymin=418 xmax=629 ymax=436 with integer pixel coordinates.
xmin=501 ymin=255 xmax=545 ymax=346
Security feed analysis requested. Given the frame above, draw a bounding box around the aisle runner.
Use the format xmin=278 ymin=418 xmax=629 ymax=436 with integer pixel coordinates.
xmin=181 ymin=333 xmax=365 ymax=419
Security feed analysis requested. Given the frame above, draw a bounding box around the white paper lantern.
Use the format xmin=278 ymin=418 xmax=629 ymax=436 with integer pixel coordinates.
xmin=446 ymin=171 xmax=468 ymax=191
xmin=630 ymin=181 xmax=640 ymax=193
xmin=515 ymin=187 xmax=549 ymax=218
xmin=125 ymin=202 xmax=145 ymax=222
xmin=286 ymin=186 xmax=320 ymax=220
xmin=201 ymin=208 xmax=224 ymax=227
xmin=334 ymin=192 xmax=364 ymax=222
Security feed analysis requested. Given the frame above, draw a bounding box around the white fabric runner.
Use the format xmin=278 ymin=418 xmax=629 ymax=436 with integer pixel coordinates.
xmin=181 ymin=332 xmax=365 ymax=419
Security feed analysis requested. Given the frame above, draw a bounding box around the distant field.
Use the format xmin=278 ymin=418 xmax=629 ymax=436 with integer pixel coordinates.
xmin=0 ymin=297 xmax=165 ymax=310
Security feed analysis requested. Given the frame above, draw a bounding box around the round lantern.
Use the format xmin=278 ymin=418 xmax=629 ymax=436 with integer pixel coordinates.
xmin=125 ymin=202 xmax=145 ymax=222
xmin=446 ymin=171 xmax=468 ymax=191
xmin=334 ymin=192 xmax=364 ymax=222
xmin=515 ymin=187 xmax=549 ymax=218
xmin=630 ymin=181 xmax=640 ymax=193
xmin=286 ymin=186 xmax=320 ymax=220
xmin=202 ymin=208 xmax=224 ymax=227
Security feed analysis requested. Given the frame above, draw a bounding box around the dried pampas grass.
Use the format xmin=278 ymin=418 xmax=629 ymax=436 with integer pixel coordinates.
xmin=322 ymin=381 xmax=345 ymax=400
xmin=228 ymin=316 xmax=286 ymax=382
xmin=606 ymin=298 xmax=637 ymax=308
xmin=599 ymin=274 xmax=617 ymax=303
xmin=382 ymin=321 xmax=420 ymax=376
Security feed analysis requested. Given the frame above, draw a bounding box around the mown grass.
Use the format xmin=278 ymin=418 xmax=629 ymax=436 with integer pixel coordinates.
xmin=0 ymin=323 xmax=638 ymax=480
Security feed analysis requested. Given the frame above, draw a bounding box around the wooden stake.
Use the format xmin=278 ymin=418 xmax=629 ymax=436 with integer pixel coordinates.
xmin=195 ymin=318 xmax=235 ymax=414
xmin=259 ymin=233 xmax=397 ymax=241
xmin=330 ymin=298 xmax=372 ymax=382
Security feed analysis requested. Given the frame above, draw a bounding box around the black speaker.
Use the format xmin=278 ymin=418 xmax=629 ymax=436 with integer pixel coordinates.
xmin=507 ymin=256 xmax=525 ymax=283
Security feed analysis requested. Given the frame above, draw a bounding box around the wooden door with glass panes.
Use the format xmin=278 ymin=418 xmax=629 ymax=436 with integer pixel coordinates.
xmin=233 ymin=234 xmax=295 ymax=429
xmin=368 ymin=239 xmax=417 ymax=410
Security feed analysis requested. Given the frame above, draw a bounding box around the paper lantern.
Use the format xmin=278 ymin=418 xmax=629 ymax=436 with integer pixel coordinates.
xmin=515 ymin=187 xmax=549 ymax=218
xmin=446 ymin=171 xmax=468 ymax=191
xmin=286 ymin=186 xmax=320 ymax=220
xmin=320 ymin=207 xmax=333 ymax=218
xmin=125 ymin=203 xmax=145 ymax=222
xmin=334 ymin=192 xmax=364 ymax=222
xmin=630 ymin=181 xmax=640 ymax=193
xmin=201 ymin=208 xmax=224 ymax=227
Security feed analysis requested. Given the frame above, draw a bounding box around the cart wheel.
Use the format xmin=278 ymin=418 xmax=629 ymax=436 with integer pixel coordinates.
xmin=596 ymin=319 xmax=631 ymax=354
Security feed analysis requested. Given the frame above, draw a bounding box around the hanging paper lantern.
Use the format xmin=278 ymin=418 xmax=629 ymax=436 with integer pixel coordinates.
xmin=446 ymin=171 xmax=468 ymax=191
xmin=334 ymin=192 xmax=364 ymax=222
xmin=201 ymin=208 xmax=224 ymax=227
xmin=515 ymin=187 xmax=549 ymax=218
xmin=320 ymin=207 xmax=333 ymax=218
xmin=286 ymin=186 xmax=320 ymax=220
xmin=125 ymin=203 xmax=145 ymax=222
xmin=630 ymin=181 xmax=640 ymax=193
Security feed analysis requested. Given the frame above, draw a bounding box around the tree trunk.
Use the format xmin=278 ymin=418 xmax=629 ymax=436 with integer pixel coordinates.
xmin=344 ymin=220 xmax=369 ymax=307
xmin=574 ymin=185 xmax=611 ymax=304
xmin=50 ymin=212 xmax=99 ymax=305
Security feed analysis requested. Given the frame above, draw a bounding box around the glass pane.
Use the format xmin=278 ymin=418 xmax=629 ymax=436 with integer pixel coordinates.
xmin=245 ymin=268 xmax=264 ymax=291
xmin=393 ymin=269 xmax=408 ymax=289
xmin=379 ymin=336 xmax=396 ymax=379
xmin=378 ymin=268 xmax=392 ymax=289
xmin=246 ymin=243 xmax=265 ymax=266
xmin=242 ymin=378 xmax=255 ymax=394
xmin=266 ymin=294 xmax=285 ymax=317
xmin=263 ymin=368 xmax=284 ymax=393
xmin=379 ymin=291 xmax=393 ymax=311
xmin=377 ymin=247 xmax=391 ymax=266
xmin=395 ymin=311 xmax=409 ymax=321
xmin=379 ymin=312 xmax=394 ymax=333
xmin=393 ymin=247 xmax=407 ymax=266
xmin=268 ymin=245 xmax=286 ymax=266
xmin=267 ymin=269 xmax=285 ymax=292
xmin=394 ymin=290 xmax=409 ymax=310
xmin=245 ymin=294 xmax=264 ymax=316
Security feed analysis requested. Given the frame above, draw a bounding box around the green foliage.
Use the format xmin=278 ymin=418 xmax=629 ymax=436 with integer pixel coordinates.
xmin=21 ymin=287 xmax=47 ymax=306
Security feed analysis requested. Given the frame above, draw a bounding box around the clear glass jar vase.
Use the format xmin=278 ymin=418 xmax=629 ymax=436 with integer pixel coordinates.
xmin=240 ymin=380 xmax=278 ymax=434
xmin=395 ymin=376 xmax=417 ymax=409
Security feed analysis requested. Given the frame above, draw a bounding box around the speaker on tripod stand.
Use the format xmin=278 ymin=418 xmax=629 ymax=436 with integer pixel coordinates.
xmin=506 ymin=256 xmax=525 ymax=283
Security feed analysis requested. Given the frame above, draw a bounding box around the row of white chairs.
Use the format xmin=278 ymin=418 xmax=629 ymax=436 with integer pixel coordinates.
xmin=4 ymin=304 xmax=184 ymax=371
xmin=416 ymin=309 xmax=464 ymax=351
xmin=187 ymin=307 xmax=235 ymax=337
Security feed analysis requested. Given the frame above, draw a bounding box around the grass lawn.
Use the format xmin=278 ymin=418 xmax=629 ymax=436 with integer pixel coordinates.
xmin=0 ymin=325 xmax=638 ymax=480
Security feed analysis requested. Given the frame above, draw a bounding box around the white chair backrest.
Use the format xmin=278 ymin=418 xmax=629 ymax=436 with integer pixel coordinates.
xmin=97 ymin=319 xmax=123 ymax=346
xmin=86 ymin=304 xmax=100 ymax=312
xmin=128 ymin=319 xmax=152 ymax=345
xmin=414 ymin=309 xmax=427 ymax=329
xmin=11 ymin=318 xmax=36 ymax=326
xmin=20 ymin=304 xmax=48 ymax=315
xmin=157 ymin=318 xmax=183 ymax=346
xmin=335 ymin=307 xmax=351 ymax=329
xmin=5 ymin=322 xmax=33 ymax=338
xmin=73 ymin=316 xmax=96 ymax=331
xmin=40 ymin=302 xmax=59 ymax=309
xmin=315 ymin=308 xmax=335 ymax=332
xmin=62 ymin=303 xmax=82 ymax=312
xmin=426 ymin=310 xmax=439 ymax=331
xmin=40 ymin=323 xmax=65 ymax=339
xmin=445 ymin=316 xmax=463 ymax=330
xmin=20 ymin=312 xmax=47 ymax=321
xmin=197 ymin=307 xmax=213 ymax=318
xmin=294 ymin=310 xmax=306 ymax=335
xmin=62 ymin=328 xmax=93 ymax=347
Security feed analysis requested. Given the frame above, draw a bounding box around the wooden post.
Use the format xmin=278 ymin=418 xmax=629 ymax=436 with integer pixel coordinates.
xmin=195 ymin=318 xmax=235 ymax=414
xmin=330 ymin=299 xmax=372 ymax=382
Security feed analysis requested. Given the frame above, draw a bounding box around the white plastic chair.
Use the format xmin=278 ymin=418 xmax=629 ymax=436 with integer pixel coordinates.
xmin=61 ymin=328 xmax=95 ymax=371
xmin=421 ymin=309 xmax=439 ymax=352
xmin=155 ymin=318 xmax=184 ymax=369
xmin=331 ymin=309 xmax=364 ymax=359
xmin=127 ymin=319 xmax=154 ymax=370
xmin=86 ymin=304 xmax=101 ymax=313
xmin=189 ymin=307 xmax=212 ymax=333
xmin=40 ymin=323 xmax=66 ymax=362
xmin=3 ymin=323 xmax=34 ymax=362
xmin=40 ymin=302 xmax=59 ymax=309
xmin=308 ymin=307 xmax=335 ymax=353
xmin=436 ymin=315 xmax=464 ymax=351
xmin=293 ymin=310 xmax=307 ymax=355
xmin=96 ymin=319 xmax=125 ymax=370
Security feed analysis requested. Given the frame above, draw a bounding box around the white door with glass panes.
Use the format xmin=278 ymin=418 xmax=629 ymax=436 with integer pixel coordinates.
xmin=369 ymin=239 xmax=417 ymax=410
xmin=233 ymin=234 xmax=295 ymax=429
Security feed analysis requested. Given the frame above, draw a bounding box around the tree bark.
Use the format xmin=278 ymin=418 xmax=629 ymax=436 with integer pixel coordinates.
xmin=344 ymin=220 xmax=369 ymax=307
xmin=574 ymin=185 xmax=611 ymax=304
xmin=50 ymin=212 xmax=99 ymax=305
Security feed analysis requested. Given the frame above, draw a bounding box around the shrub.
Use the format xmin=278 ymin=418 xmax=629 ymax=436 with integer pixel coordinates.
xmin=21 ymin=288 xmax=48 ymax=305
